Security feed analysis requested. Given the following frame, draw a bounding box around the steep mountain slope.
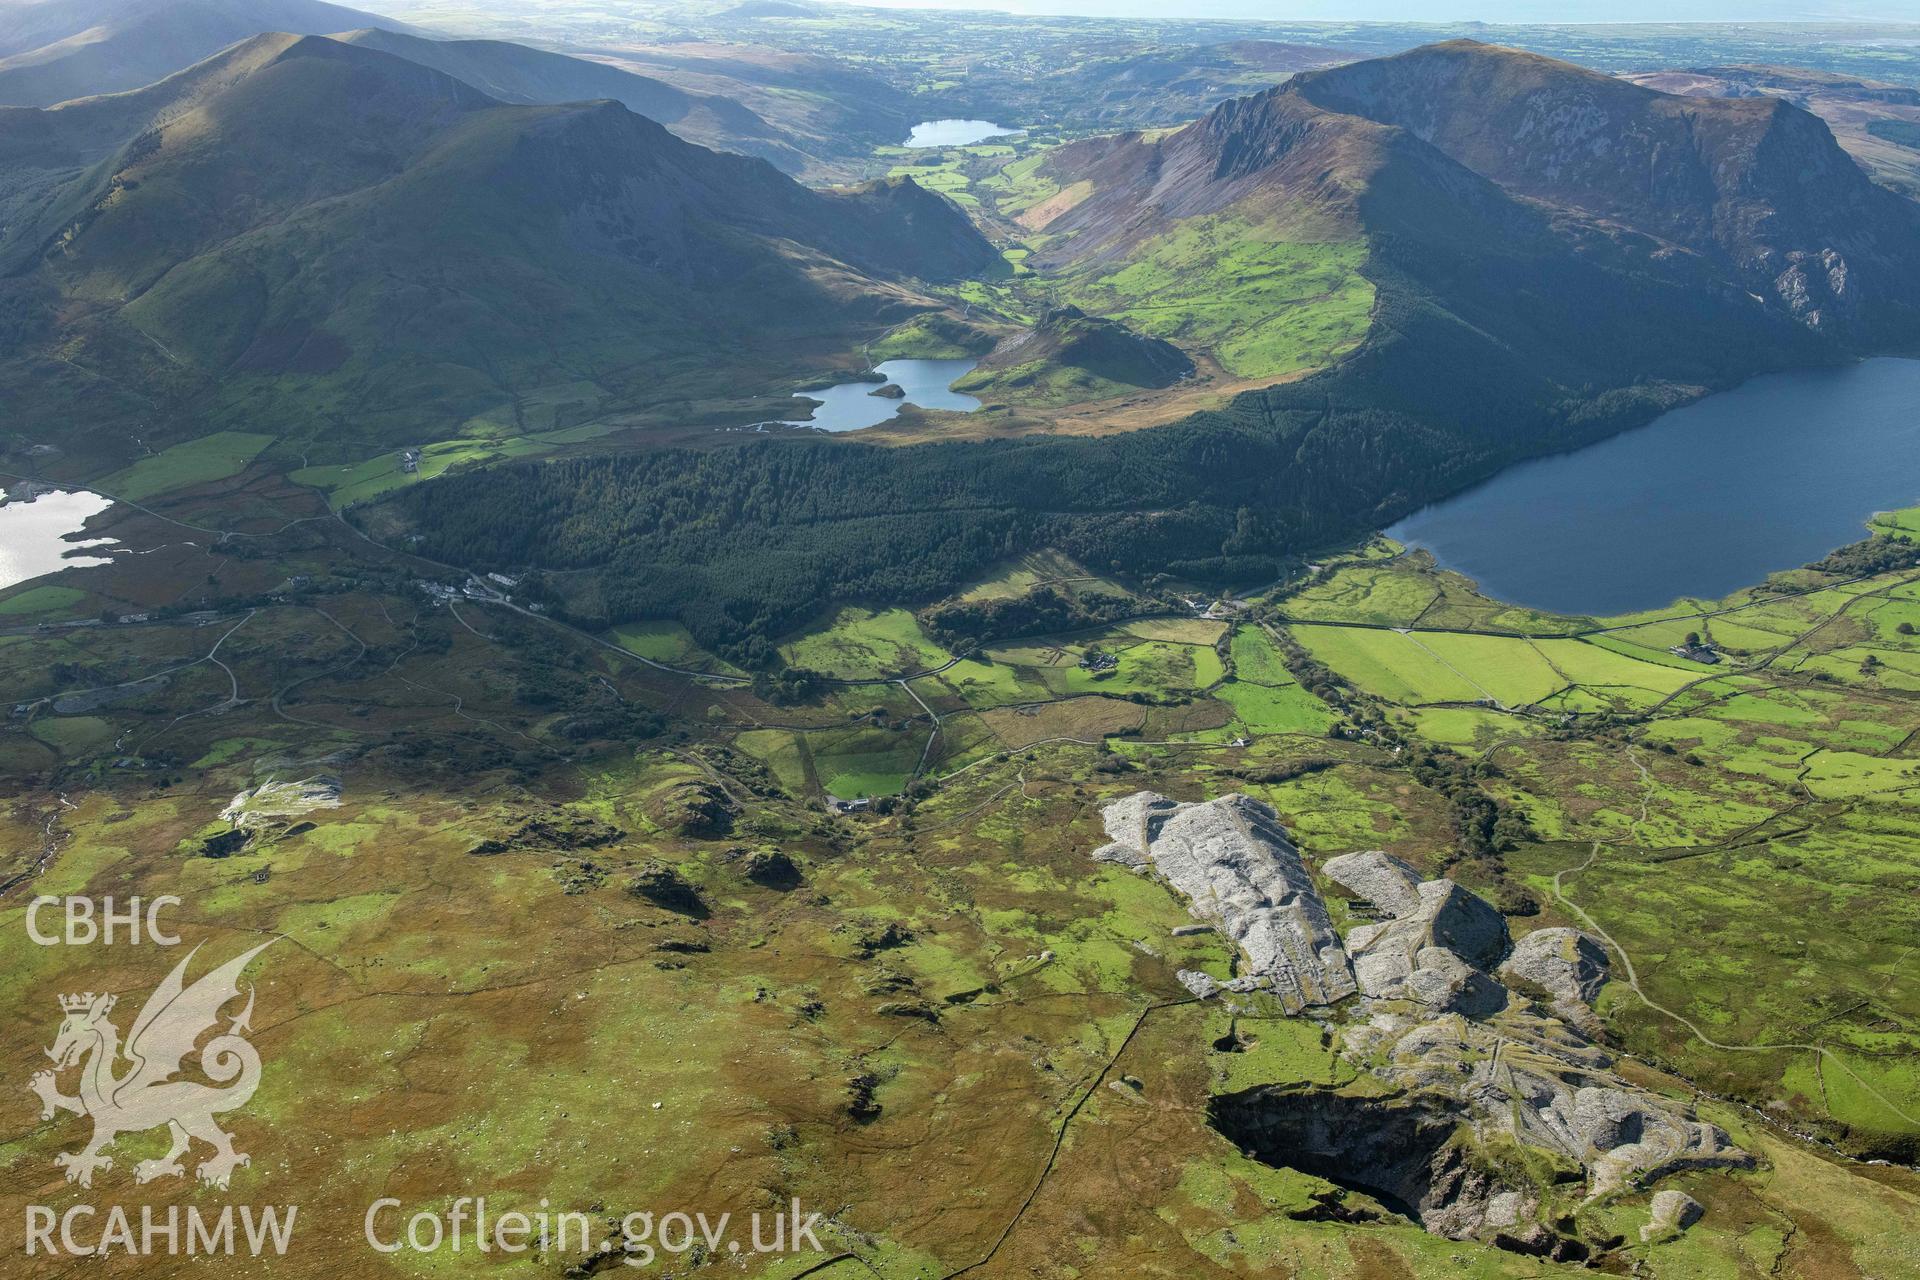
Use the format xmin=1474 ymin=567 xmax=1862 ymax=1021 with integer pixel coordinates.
xmin=1022 ymin=38 xmax=1920 ymax=403
xmin=333 ymin=28 xmax=809 ymax=174
xmin=382 ymin=43 xmax=1920 ymax=653
xmin=1287 ymin=40 xmax=1920 ymax=334
xmin=0 ymin=0 xmax=406 ymax=105
xmin=1626 ymin=65 xmax=1920 ymax=200
xmin=0 ymin=34 xmax=995 ymax=461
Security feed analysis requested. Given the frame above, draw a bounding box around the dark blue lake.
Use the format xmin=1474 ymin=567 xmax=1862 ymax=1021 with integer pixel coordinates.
xmin=1386 ymin=357 xmax=1920 ymax=616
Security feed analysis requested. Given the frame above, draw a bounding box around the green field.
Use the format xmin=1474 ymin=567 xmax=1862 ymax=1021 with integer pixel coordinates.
xmin=0 ymin=585 xmax=86 ymax=616
xmin=1060 ymin=218 xmax=1374 ymax=380
xmin=1227 ymin=624 xmax=1294 ymax=685
xmin=808 ymin=722 xmax=923 ymax=799
xmin=610 ymin=621 xmax=743 ymax=675
xmin=1291 ymin=625 xmax=1487 ymax=704
xmin=778 ymin=607 xmax=952 ymax=680
xmin=1048 ymin=634 xmax=1224 ymax=698
xmin=291 ymin=419 xmax=618 ymax=509
xmin=99 ymin=431 xmax=274 ymax=501
xmin=1217 ymin=679 xmax=1334 ymax=735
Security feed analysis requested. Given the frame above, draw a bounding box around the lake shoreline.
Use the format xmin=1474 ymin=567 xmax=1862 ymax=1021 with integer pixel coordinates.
xmin=1385 ymin=356 xmax=1920 ymax=617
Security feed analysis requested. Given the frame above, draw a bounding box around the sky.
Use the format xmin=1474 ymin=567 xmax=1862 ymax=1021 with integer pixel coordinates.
xmin=837 ymin=0 xmax=1920 ymax=22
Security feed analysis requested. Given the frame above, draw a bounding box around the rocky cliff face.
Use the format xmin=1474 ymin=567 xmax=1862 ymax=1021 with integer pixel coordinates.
xmin=1095 ymin=790 xmax=1752 ymax=1250
xmin=1286 ymin=40 xmax=1920 ymax=336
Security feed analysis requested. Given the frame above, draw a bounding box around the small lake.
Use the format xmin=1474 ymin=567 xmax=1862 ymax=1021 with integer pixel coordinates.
xmin=0 ymin=487 xmax=119 ymax=591
xmin=782 ymin=358 xmax=983 ymax=432
xmin=1386 ymin=357 xmax=1920 ymax=617
xmin=904 ymin=119 xmax=1021 ymax=148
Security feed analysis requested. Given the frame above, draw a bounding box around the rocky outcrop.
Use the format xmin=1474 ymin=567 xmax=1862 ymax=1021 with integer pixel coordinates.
xmin=1102 ymin=792 xmax=1751 ymax=1249
xmin=1642 ymin=1188 xmax=1704 ymax=1241
xmin=743 ymin=847 xmax=803 ymax=889
xmin=647 ymin=780 xmax=734 ymax=838
xmin=1095 ymin=792 xmax=1354 ymax=1012
xmin=220 ymin=775 xmax=342 ymax=828
xmin=1319 ymin=848 xmax=1423 ymax=917
xmin=628 ymin=861 xmax=708 ymax=918
xmin=1323 ymin=851 xmax=1508 ymax=1015
xmin=1501 ymin=926 xmax=1609 ymax=1009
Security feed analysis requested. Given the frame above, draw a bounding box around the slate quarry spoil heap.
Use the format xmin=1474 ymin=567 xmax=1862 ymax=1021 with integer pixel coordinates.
xmin=1095 ymin=792 xmax=1751 ymax=1246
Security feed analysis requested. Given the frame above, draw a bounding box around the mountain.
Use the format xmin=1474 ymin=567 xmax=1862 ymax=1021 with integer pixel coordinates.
xmin=1022 ymin=38 xmax=1920 ymax=408
xmin=0 ymin=0 xmax=407 ymax=106
xmin=332 ymin=28 xmax=810 ymax=175
xmin=1625 ymin=65 xmax=1920 ymax=200
xmin=382 ymin=42 xmax=1920 ymax=655
xmin=0 ymin=33 xmax=995 ymax=464
xmin=1284 ymin=41 xmax=1920 ymax=334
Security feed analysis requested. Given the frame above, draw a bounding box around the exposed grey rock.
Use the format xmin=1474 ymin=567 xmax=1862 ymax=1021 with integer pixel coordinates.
xmin=1642 ymin=1189 xmax=1704 ymax=1241
xmin=1501 ymin=927 xmax=1609 ymax=1008
xmin=221 ymin=775 xmax=343 ymax=828
xmin=1171 ymin=923 xmax=1215 ymax=937
xmin=1322 ymin=849 xmax=1424 ymax=917
xmin=1095 ymin=792 xmax=1354 ymax=1013
xmin=1345 ymin=1000 xmax=1752 ymax=1200
xmin=1404 ymin=946 xmax=1508 ymax=1018
xmin=1177 ymin=969 xmax=1222 ymax=999
xmin=1327 ymin=864 xmax=1747 ymax=1204
xmin=1484 ymin=1189 xmax=1533 ymax=1229
xmin=1100 ymin=790 xmax=1179 ymax=851
xmin=1334 ymin=863 xmax=1509 ymax=1007
xmin=1420 ymin=879 xmax=1509 ymax=969
xmin=1099 ymin=793 xmax=1750 ymax=1232
xmin=1092 ymin=840 xmax=1148 ymax=871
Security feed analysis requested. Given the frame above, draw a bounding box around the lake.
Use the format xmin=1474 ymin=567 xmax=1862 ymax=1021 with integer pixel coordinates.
xmin=904 ymin=119 xmax=1021 ymax=148
xmin=0 ymin=487 xmax=119 ymax=591
xmin=1386 ymin=357 xmax=1920 ymax=617
xmin=782 ymin=358 xmax=983 ymax=432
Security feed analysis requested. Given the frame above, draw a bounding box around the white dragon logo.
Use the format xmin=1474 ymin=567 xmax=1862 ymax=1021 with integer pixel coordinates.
xmin=28 ymin=940 xmax=274 ymax=1190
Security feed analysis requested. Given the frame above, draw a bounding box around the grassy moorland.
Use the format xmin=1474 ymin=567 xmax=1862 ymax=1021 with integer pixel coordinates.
xmin=1054 ymin=218 xmax=1374 ymax=382
xmin=4 ymin=445 xmax=1920 ymax=1274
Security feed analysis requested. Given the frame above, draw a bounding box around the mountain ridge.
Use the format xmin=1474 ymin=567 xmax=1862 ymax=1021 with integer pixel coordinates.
xmin=0 ymin=0 xmax=412 ymax=106
xmin=1285 ymin=39 xmax=1920 ymax=334
xmin=0 ymin=32 xmax=995 ymax=463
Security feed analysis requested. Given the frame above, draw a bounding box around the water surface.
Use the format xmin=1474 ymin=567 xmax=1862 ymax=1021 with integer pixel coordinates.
xmin=1386 ymin=357 xmax=1920 ymax=616
xmin=904 ymin=119 xmax=1020 ymax=148
xmin=0 ymin=487 xmax=118 ymax=591
xmin=783 ymin=358 xmax=982 ymax=432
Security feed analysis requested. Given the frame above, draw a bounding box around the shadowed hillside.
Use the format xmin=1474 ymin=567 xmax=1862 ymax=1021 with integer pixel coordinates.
xmin=0 ymin=0 xmax=407 ymax=105
xmin=334 ymin=28 xmax=810 ymax=174
xmin=0 ymin=33 xmax=996 ymax=461
xmin=1287 ymin=40 xmax=1920 ymax=335
xmin=385 ymin=43 xmax=1920 ymax=658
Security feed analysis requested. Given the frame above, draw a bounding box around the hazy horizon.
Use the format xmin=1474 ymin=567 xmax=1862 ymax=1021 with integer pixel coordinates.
xmin=830 ymin=0 xmax=1920 ymax=26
